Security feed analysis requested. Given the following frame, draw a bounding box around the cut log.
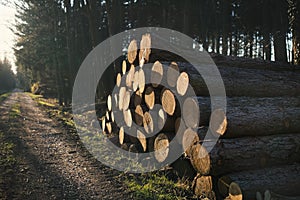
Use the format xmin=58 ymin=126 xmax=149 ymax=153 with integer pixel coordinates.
xmin=138 ymin=69 xmax=145 ymax=93
xmin=107 ymin=95 xmax=112 ymax=112
xmin=209 ymin=109 xmax=227 ymax=136
xmin=119 ymin=126 xmax=125 ymax=145
xmin=182 ymin=97 xmax=200 ymax=128
xmin=151 ymin=61 xmax=163 ymax=87
xmin=153 ymin=133 xmax=172 ymax=163
xmin=123 ymin=109 xmax=132 ymax=127
xmin=137 ymin=129 xmax=147 ymax=152
xmin=167 ymin=62 xmax=180 ymax=88
xmin=101 ymin=117 xmax=106 ymax=133
xmin=139 ymin=34 xmax=151 ymax=66
xmin=143 ymin=112 xmax=154 ymax=134
xmin=133 ymin=89 xmax=142 ymax=107
xmin=218 ymin=164 xmax=300 ymax=199
xmin=111 ymin=111 xmax=114 ymax=123
xmin=134 ymin=105 xmax=144 ymax=126
xmin=105 ymin=111 xmax=110 ymax=121
xmin=116 ymin=73 xmax=122 ymax=88
xmin=118 ymin=87 xmax=126 ymax=111
xmin=133 ymin=70 xmax=139 ymax=91
xmin=178 ymin=62 xmax=300 ymax=97
xmin=125 ymin=64 xmax=135 ymax=89
xmin=207 ymin=133 xmax=300 ymax=175
xmin=144 ymin=86 xmax=155 ymax=109
xmin=192 ymin=174 xmax=215 ymax=199
xmin=189 ymin=143 xmax=211 ymax=175
xmin=195 ymin=96 xmax=300 ymax=138
xmin=161 ymin=89 xmax=176 ymax=116
xmin=171 ymin=156 xmax=197 ymax=179
xmin=176 ymin=72 xmax=189 ymax=96
xmin=174 ymin=117 xmax=187 ymax=145
xmin=122 ymin=90 xmax=131 ymax=111
xmin=127 ymin=40 xmax=138 ymax=64
xmin=122 ymin=60 xmax=127 ymax=75
xmin=106 ymin=122 xmax=112 ymax=134
xmin=182 ymin=128 xmax=199 ymax=155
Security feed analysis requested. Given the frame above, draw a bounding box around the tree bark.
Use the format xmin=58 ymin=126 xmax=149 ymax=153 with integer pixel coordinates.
xmin=218 ymin=164 xmax=300 ymax=199
xmin=206 ymin=133 xmax=300 ymax=175
xmin=178 ymin=62 xmax=300 ymax=97
xmin=195 ymin=96 xmax=300 ymax=138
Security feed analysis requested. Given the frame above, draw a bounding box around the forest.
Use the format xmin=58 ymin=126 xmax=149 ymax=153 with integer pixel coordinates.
xmin=11 ymin=0 xmax=300 ymax=105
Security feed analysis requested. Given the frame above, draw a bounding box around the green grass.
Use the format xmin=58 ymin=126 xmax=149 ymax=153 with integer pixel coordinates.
xmin=125 ymin=173 xmax=192 ymax=200
xmin=9 ymin=103 xmax=21 ymax=118
xmin=0 ymin=132 xmax=16 ymax=183
xmin=0 ymin=93 xmax=10 ymax=103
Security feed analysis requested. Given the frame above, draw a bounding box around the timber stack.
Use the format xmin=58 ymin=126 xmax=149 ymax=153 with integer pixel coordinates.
xmin=100 ymin=34 xmax=300 ymax=200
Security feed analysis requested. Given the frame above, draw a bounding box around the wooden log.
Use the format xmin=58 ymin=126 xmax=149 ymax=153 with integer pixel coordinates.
xmin=133 ymin=70 xmax=139 ymax=91
xmin=143 ymin=111 xmax=154 ymax=134
xmin=122 ymin=60 xmax=127 ymax=75
xmin=167 ymin=62 xmax=180 ymax=88
xmin=133 ymin=89 xmax=142 ymax=107
xmin=137 ymin=129 xmax=147 ymax=152
xmin=107 ymin=95 xmax=112 ymax=111
xmin=182 ymin=97 xmax=200 ymax=128
xmin=119 ymin=126 xmax=125 ymax=145
xmin=182 ymin=128 xmax=199 ymax=156
xmin=195 ymin=96 xmax=300 ymax=138
xmin=207 ymin=133 xmax=300 ymax=175
xmin=161 ymin=89 xmax=176 ymax=116
xmin=139 ymin=34 xmax=151 ymax=66
xmin=116 ymin=73 xmax=122 ymax=88
xmin=118 ymin=87 xmax=126 ymax=111
xmin=189 ymin=143 xmax=211 ymax=175
xmin=144 ymin=86 xmax=155 ymax=109
xmin=125 ymin=64 xmax=135 ymax=89
xmin=134 ymin=105 xmax=144 ymax=126
xmin=127 ymin=40 xmax=138 ymax=64
xmin=218 ymin=164 xmax=300 ymax=199
xmin=151 ymin=61 xmax=163 ymax=87
xmin=153 ymin=133 xmax=173 ymax=163
xmin=174 ymin=117 xmax=187 ymax=145
xmin=176 ymin=72 xmax=189 ymax=96
xmin=178 ymin=62 xmax=300 ymax=97
xmin=122 ymin=90 xmax=131 ymax=111
xmin=170 ymin=156 xmax=197 ymax=179
xmin=192 ymin=174 xmax=216 ymax=199
xmin=138 ymin=69 xmax=145 ymax=93
xmin=123 ymin=109 xmax=132 ymax=127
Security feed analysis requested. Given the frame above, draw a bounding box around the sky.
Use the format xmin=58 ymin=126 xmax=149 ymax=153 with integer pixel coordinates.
xmin=0 ymin=3 xmax=17 ymax=73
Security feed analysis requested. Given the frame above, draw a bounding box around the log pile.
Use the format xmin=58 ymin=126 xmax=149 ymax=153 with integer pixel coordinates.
xmin=99 ymin=34 xmax=300 ymax=199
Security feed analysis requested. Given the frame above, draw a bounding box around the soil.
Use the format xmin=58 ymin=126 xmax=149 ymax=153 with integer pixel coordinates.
xmin=0 ymin=91 xmax=132 ymax=199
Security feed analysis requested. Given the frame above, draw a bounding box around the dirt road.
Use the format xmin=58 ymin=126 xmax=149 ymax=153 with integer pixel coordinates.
xmin=0 ymin=92 xmax=131 ymax=199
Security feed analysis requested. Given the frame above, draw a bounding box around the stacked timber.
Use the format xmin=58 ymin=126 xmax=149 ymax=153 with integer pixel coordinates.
xmin=99 ymin=34 xmax=300 ymax=199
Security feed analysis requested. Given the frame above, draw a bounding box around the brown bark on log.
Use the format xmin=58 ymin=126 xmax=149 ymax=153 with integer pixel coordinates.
xmin=134 ymin=105 xmax=144 ymax=126
xmin=195 ymin=96 xmax=300 ymax=138
xmin=178 ymin=62 xmax=300 ymax=97
xmin=218 ymin=164 xmax=300 ymax=199
xmin=207 ymin=133 xmax=300 ymax=175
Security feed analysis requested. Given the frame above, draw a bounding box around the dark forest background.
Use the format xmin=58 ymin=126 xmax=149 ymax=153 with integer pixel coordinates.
xmin=9 ymin=0 xmax=300 ymax=105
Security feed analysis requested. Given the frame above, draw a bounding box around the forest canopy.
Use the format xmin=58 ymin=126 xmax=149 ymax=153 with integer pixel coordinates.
xmin=11 ymin=0 xmax=300 ymax=105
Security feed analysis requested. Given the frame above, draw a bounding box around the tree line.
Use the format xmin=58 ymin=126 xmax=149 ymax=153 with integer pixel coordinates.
xmin=0 ymin=58 xmax=16 ymax=93
xmin=13 ymin=0 xmax=300 ymax=105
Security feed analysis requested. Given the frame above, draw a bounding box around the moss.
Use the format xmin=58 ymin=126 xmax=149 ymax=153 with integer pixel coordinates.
xmin=0 ymin=93 xmax=10 ymax=103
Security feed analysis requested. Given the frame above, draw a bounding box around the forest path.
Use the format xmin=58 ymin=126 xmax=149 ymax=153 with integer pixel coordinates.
xmin=0 ymin=92 xmax=131 ymax=200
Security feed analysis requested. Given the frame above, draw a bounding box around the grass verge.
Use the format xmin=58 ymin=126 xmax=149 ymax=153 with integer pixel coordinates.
xmin=0 ymin=93 xmax=10 ymax=103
